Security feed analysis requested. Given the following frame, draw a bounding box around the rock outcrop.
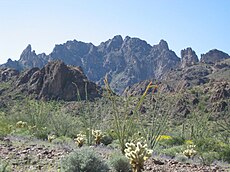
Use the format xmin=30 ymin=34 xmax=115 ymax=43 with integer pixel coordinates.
xmin=19 ymin=44 xmax=48 ymax=69
xmin=0 ymin=68 xmax=19 ymax=82
xmin=1 ymin=36 xmax=229 ymax=93
xmin=15 ymin=61 xmax=101 ymax=101
xmin=181 ymin=47 xmax=199 ymax=68
xmin=200 ymin=49 xmax=230 ymax=64
xmin=0 ymin=36 xmax=180 ymax=93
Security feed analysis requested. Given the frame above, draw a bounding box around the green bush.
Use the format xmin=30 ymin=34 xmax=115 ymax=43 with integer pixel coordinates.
xmin=194 ymin=138 xmax=221 ymax=152
xmin=200 ymin=151 xmax=219 ymax=165
xmin=61 ymin=147 xmax=109 ymax=172
xmin=6 ymin=99 xmax=80 ymax=139
xmin=0 ymin=161 xmax=10 ymax=172
xmin=174 ymin=153 xmax=189 ymax=163
xmin=159 ymin=136 xmax=185 ymax=147
xmin=0 ymin=117 xmax=11 ymax=138
xmin=101 ymin=135 xmax=113 ymax=146
xmin=160 ymin=145 xmax=184 ymax=158
xmin=219 ymin=145 xmax=230 ymax=163
xmin=52 ymin=136 xmax=74 ymax=145
xmin=109 ymin=153 xmax=131 ymax=172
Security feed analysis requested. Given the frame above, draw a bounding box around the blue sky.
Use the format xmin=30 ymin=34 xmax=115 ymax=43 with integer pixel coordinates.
xmin=0 ymin=0 xmax=229 ymax=64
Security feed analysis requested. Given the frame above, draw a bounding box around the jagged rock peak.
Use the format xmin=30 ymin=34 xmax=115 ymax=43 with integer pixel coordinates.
xmin=106 ymin=35 xmax=123 ymax=51
xmin=201 ymin=49 xmax=230 ymax=64
xmin=112 ymin=35 xmax=123 ymax=42
xmin=159 ymin=39 xmax=169 ymax=50
xmin=25 ymin=44 xmax=32 ymax=51
xmin=21 ymin=44 xmax=33 ymax=55
xmin=181 ymin=47 xmax=199 ymax=68
xmin=152 ymin=39 xmax=169 ymax=51
xmin=20 ymin=44 xmax=36 ymax=58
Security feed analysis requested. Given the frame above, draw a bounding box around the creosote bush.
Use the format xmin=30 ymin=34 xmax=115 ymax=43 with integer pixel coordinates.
xmin=61 ymin=147 xmax=109 ymax=172
xmin=6 ymin=99 xmax=80 ymax=139
xmin=109 ymin=153 xmax=131 ymax=172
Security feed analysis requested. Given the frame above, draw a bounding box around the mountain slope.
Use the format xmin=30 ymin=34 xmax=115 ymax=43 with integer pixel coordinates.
xmin=0 ymin=36 xmax=180 ymax=93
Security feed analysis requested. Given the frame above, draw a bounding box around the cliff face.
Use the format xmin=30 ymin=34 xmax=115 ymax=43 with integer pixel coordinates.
xmin=181 ymin=47 xmax=199 ymax=68
xmin=14 ymin=60 xmax=101 ymax=101
xmin=0 ymin=36 xmax=180 ymax=93
xmin=1 ymin=36 xmax=229 ymax=93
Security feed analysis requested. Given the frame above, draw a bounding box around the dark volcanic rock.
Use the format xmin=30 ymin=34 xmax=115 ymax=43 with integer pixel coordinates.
xmin=122 ymin=80 xmax=153 ymax=96
xmin=0 ymin=68 xmax=19 ymax=82
xmin=0 ymin=36 xmax=180 ymax=93
xmin=210 ymin=82 xmax=230 ymax=102
xmin=201 ymin=49 xmax=230 ymax=64
xmin=16 ymin=61 xmax=101 ymax=101
xmin=181 ymin=47 xmax=199 ymax=68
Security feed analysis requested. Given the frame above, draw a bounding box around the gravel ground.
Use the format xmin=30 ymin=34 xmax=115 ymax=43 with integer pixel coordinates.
xmin=0 ymin=136 xmax=229 ymax=172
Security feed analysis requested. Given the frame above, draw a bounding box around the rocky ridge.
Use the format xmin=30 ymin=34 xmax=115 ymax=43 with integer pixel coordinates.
xmin=1 ymin=36 xmax=181 ymax=93
xmin=0 ymin=61 xmax=101 ymax=101
xmin=1 ymin=36 xmax=229 ymax=93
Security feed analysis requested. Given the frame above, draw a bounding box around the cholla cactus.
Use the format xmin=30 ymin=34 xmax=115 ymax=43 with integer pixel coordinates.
xmin=48 ymin=134 xmax=56 ymax=143
xmin=16 ymin=121 xmax=27 ymax=128
xmin=124 ymin=141 xmax=153 ymax=172
xmin=183 ymin=144 xmax=197 ymax=158
xmin=92 ymin=129 xmax=103 ymax=145
xmin=74 ymin=133 xmax=86 ymax=147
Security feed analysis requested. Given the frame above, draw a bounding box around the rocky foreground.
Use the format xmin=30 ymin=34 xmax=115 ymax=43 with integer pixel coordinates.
xmin=0 ymin=136 xmax=229 ymax=172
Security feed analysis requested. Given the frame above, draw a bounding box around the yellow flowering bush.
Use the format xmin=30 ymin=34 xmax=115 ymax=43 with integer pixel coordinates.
xmin=185 ymin=140 xmax=194 ymax=145
xmin=157 ymin=135 xmax=172 ymax=141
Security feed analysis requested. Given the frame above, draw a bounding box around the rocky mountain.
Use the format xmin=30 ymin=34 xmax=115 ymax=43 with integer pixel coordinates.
xmin=1 ymin=36 xmax=229 ymax=93
xmin=0 ymin=36 xmax=180 ymax=93
xmin=200 ymin=49 xmax=230 ymax=64
xmin=0 ymin=61 xmax=101 ymax=101
xmin=123 ymin=60 xmax=230 ymax=120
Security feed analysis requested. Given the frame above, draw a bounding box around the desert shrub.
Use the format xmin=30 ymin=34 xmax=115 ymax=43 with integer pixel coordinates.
xmin=52 ymin=136 xmax=74 ymax=145
xmin=104 ymin=78 xmax=170 ymax=154
xmin=200 ymin=151 xmax=220 ymax=165
xmin=101 ymin=135 xmax=113 ymax=145
xmin=107 ymin=139 xmax=120 ymax=149
xmin=109 ymin=153 xmax=131 ymax=172
xmin=194 ymin=138 xmax=221 ymax=153
xmin=219 ymin=145 xmax=230 ymax=163
xmin=6 ymin=99 xmax=80 ymax=139
xmin=174 ymin=153 xmax=189 ymax=163
xmin=160 ymin=145 xmax=184 ymax=158
xmin=61 ymin=147 xmax=109 ymax=172
xmin=0 ymin=161 xmax=10 ymax=172
xmin=0 ymin=112 xmax=12 ymax=137
xmin=158 ymin=135 xmax=185 ymax=147
xmin=168 ymin=136 xmax=185 ymax=146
